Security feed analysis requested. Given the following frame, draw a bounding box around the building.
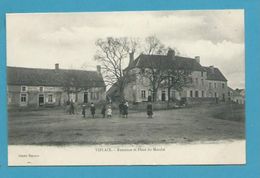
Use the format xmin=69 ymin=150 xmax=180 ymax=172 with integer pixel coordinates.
xmin=7 ymin=64 xmax=106 ymax=108
xmin=228 ymin=87 xmax=245 ymax=104
xmin=108 ymin=49 xmax=229 ymax=104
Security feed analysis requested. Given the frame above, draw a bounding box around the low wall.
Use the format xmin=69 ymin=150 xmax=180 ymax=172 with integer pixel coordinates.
xmin=130 ymin=101 xmax=178 ymax=111
xmin=186 ymin=97 xmax=218 ymax=105
xmin=119 ymin=98 xmax=219 ymax=111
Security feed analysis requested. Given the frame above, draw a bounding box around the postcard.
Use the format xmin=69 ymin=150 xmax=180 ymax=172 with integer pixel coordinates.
xmin=6 ymin=10 xmax=245 ymax=166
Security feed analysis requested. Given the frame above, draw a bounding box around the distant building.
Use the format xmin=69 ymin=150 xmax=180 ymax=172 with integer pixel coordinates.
xmin=7 ymin=64 xmax=106 ymax=108
xmin=228 ymin=87 xmax=245 ymax=104
xmin=108 ymin=49 xmax=229 ymax=103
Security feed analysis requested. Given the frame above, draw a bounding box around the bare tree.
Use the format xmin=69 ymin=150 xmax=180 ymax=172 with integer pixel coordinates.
xmin=138 ymin=59 xmax=167 ymax=102
xmin=143 ymin=36 xmax=168 ymax=55
xmin=94 ymin=37 xmax=137 ymax=100
xmin=62 ymin=70 xmax=90 ymax=102
xmin=143 ymin=35 xmax=181 ymax=56
xmin=163 ymin=69 xmax=191 ymax=106
xmin=136 ymin=36 xmax=168 ymax=102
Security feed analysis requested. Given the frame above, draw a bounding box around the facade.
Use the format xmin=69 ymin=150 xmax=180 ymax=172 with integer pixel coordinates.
xmin=7 ymin=64 xmax=106 ymax=108
xmin=109 ymin=49 xmax=229 ymax=103
xmin=228 ymin=87 xmax=245 ymax=104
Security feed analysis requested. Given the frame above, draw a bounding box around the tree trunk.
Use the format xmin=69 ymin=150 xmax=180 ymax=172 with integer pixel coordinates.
xmin=152 ymin=89 xmax=157 ymax=102
xmin=167 ymin=87 xmax=171 ymax=108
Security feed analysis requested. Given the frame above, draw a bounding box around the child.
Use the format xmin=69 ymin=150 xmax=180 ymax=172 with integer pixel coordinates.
xmin=107 ymin=105 xmax=112 ymax=118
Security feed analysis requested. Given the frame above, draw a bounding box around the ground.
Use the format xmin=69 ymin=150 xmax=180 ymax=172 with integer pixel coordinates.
xmin=8 ymin=103 xmax=245 ymax=145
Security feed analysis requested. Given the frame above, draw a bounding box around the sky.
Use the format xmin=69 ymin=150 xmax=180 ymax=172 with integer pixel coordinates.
xmin=6 ymin=10 xmax=245 ymax=89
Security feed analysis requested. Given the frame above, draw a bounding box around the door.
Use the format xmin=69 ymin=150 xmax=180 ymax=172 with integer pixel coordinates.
xmin=39 ymin=94 xmax=44 ymax=106
xmin=195 ymin=91 xmax=199 ymax=98
xmin=161 ymin=91 xmax=166 ymax=101
xmin=84 ymin=92 xmax=88 ymax=103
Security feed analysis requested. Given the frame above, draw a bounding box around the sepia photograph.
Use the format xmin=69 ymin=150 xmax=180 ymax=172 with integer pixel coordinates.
xmin=6 ymin=10 xmax=245 ymax=166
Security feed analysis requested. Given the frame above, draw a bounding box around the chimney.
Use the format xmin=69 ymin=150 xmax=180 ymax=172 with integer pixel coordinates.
xmin=55 ymin=63 xmax=59 ymax=70
xmin=209 ymin=65 xmax=214 ymax=73
xmin=129 ymin=52 xmax=134 ymax=66
xmin=97 ymin=65 xmax=101 ymax=74
xmin=195 ymin=56 xmax=200 ymax=63
xmin=167 ymin=48 xmax=175 ymax=60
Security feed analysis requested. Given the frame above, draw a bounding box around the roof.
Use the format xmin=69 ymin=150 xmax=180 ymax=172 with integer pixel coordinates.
xmin=106 ymin=82 xmax=119 ymax=97
xmin=228 ymin=87 xmax=244 ymax=97
xmin=127 ymin=54 xmax=205 ymax=71
xmin=125 ymin=53 xmax=227 ymax=82
xmin=203 ymin=66 xmax=227 ymax=81
xmin=7 ymin=66 xmax=105 ymax=87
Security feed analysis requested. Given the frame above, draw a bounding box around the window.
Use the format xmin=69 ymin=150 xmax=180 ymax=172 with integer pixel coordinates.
xmin=201 ymin=71 xmax=204 ymax=77
xmin=47 ymin=94 xmax=53 ymax=103
xmin=91 ymin=92 xmax=99 ymax=100
xmin=21 ymin=86 xmax=27 ymax=92
xmin=190 ymin=90 xmax=193 ymax=98
xmin=141 ymin=90 xmax=146 ymax=99
xmin=222 ymin=93 xmax=225 ymax=101
xmin=195 ymin=78 xmax=198 ymax=85
xmin=209 ymin=82 xmax=212 ymax=89
xmin=8 ymin=95 xmax=12 ymax=104
xmin=214 ymin=83 xmax=217 ymax=88
xmin=201 ymin=79 xmax=204 ymax=86
xmin=20 ymin=93 xmax=27 ymax=103
xmin=215 ymin=92 xmax=217 ymax=97
xmin=190 ymin=78 xmax=193 ymax=84
xmin=201 ymin=91 xmax=204 ymax=97
xmin=39 ymin=86 xmax=44 ymax=92
xmin=222 ymin=83 xmax=225 ymax=89
xmin=195 ymin=91 xmax=199 ymax=98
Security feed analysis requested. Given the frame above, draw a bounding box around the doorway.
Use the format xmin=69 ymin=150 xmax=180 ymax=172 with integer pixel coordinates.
xmin=39 ymin=94 xmax=44 ymax=106
xmin=84 ymin=92 xmax=88 ymax=103
xmin=161 ymin=91 xmax=166 ymax=101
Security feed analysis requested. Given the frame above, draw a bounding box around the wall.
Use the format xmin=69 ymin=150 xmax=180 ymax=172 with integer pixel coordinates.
xmin=7 ymin=85 xmax=106 ymax=108
xmin=186 ymin=97 xmax=218 ymax=105
xmin=123 ymin=68 xmax=229 ymax=103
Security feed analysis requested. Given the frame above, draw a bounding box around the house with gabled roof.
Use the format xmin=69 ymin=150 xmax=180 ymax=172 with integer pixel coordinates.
xmin=109 ymin=49 xmax=229 ymax=103
xmin=7 ymin=64 xmax=106 ymax=108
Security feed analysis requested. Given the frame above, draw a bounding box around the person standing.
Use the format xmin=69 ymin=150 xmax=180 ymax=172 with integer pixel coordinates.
xmin=82 ymin=103 xmax=86 ymax=118
xmin=70 ymin=100 xmax=75 ymax=115
xmin=119 ymin=102 xmax=124 ymax=118
xmin=107 ymin=105 xmax=112 ymax=118
xmin=101 ymin=104 xmax=106 ymax=118
xmin=90 ymin=102 xmax=96 ymax=118
xmin=123 ymin=101 xmax=129 ymax=118
xmin=147 ymin=102 xmax=153 ymax=119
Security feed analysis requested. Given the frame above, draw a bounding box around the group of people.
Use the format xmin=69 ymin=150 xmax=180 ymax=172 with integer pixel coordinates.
xmin=81 ymin=102 xmax=112 ymax=119
xmin=66 ymin=100 xmax=75 ymax=115
xmin=118 ymin=100 xmax=129 ymax=118
xmin=66 ymin=99 xmax=153 ymax=119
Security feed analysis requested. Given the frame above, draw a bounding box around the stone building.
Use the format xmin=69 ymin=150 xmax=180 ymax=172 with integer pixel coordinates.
xmin=107 ymin=49 xmax=228 ymax=104
xmin=7 ymin=64 xmax=106 ymax=108
xmin=228 ymin=87 xmax=245 ymax=104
